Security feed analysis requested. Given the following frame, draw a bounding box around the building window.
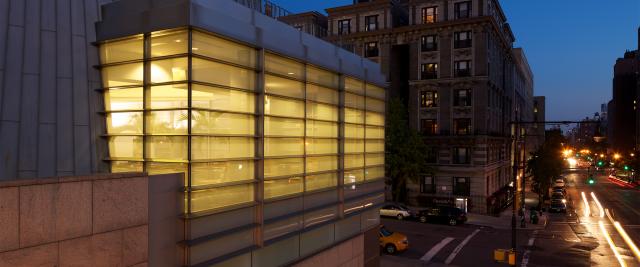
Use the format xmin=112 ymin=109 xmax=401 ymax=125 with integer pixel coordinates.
xmin=365 ymin=15 xmax=378 ymax=31
xmin=421 ymin=176 xmax=436 ymax=193
xmin=454 ymin=89 xmax=472 ymax=106
xmin=421 ymin=119 xmax=438 ymax=135
xmin=454 ymin=118 xmax=471 ymax=135
xmin=338 ymin=19 xmax=351 ymax=35
xmin=453 ymin=177 xmax=470 ymax=196
xmin=420 ymin=91 xmax=438 ymax=108
xmin=454 ymin=60 xmax=471 ymax=77
xmin=421 ymin=63 xmax=438 ymax=79
xmin=454 ymin=1 xmax=471 ymax=19
xmin=453 ymin=147 xmax=471 ymax=164
xmin=422 ymin=7 xmax=438 ymax=23
xmin=454 ymin=31 xmax=472 ymax=48
xmin=421 ymin=35 xmax=438 ymax=52
xmin=426 ymin=147 xmax=438 ymax=163
xmin=364 ymin=42 xmax=379 ymax=57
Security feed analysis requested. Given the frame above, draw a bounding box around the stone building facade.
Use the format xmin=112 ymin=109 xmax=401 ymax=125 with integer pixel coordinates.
xmin=281 ymin=0 xmax=538 ymax=214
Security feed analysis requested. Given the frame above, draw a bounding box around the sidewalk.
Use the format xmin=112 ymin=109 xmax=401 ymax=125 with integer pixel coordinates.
xmin=380 ymin=255 xmax=454 ymax=267
xmin=466 ymin=206 xmax=548 ymax=230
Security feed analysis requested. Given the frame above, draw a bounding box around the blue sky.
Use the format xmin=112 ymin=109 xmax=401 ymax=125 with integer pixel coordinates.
xmin=276 ymin=0 xmax=640 ymax=122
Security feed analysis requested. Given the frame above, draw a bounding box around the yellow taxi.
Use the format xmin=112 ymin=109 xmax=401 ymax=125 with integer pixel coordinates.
xmin=379 ymin=225 xmax=408 ymax=254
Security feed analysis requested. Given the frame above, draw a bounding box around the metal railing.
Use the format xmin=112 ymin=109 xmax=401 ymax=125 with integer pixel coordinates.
xmin=233 ymin=0 xmax=292 ymax=18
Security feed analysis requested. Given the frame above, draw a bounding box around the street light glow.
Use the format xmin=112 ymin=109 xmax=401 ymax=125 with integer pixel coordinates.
xmin=568 ymin=157 xmax=578 ymax=167
xmin=614 ymin=153 xmax=621 ymax=160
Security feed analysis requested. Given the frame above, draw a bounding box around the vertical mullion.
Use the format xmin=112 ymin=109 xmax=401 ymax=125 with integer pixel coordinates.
xmin=255 ymin=48 xmax=265 ymax=247
xmin=187 ymin=28 xmax=193 ymax=215
xmin=338 ymin=75 xmax=345 ymax=219
xmin=142 ymin=33 xmax=151 ymax=173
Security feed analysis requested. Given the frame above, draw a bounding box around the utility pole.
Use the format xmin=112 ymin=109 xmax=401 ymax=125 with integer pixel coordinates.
xmin=511 ymin=115 xmax=519 ymax=250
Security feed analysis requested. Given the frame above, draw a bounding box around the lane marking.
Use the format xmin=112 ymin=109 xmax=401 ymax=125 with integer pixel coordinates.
xmin=444 ymin=229 xmax=480 ymax=264
xmin=613 ymin=221 xmax=640 ymax=263
xmin=581 ymin=192 xmax=591 ymax=217
xmin=420 ymin=237 xmax=454 ymax=263
xmin=521 ymin=230 xmax=538 ymax=267
xmin=599 ymin=220 xmax=627 ymax=267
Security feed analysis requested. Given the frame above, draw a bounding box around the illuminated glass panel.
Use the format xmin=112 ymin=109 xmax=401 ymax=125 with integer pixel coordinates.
xmin=264 ymin=158 xmax=304 ymax=178
xmin=192 ymin=84 xmax=255 ymax=113
xmin=345 ymin=124 xmax=364 ymax=138
xmin=146 ymin=162 xmax=188 ymax=181
xmin=191 ymin=160 xmax=254 ymax=186
xmin=191 ymin=111 xmax=255 ymax=135
xmin=110 ymin=161 xmax=143 ymax=173
xmin=345 ymin=108 xmax=364 ymax=124
xmin=99 ymin=36 xmax=143 ymax=64
xmin=101 ymin=63 xmax=143 ymax=88
xmin=365 ymin=97 xmax=385 ymax=113
xmin=265 ymin=96 xmax=304 ymax=118
xmin=105 ymin=87 xmax=143 ymax=111
xmin=365 ymin=112 xmax=384 ymax=126
xmin=306 ymin=120 xmax=338 ymax=138
xmin=366 ymin=84 xmax=386 ymax=99
xmin=306 ymin=66 xmax=338 ymax=88
xmin=191 ymin=184 xmax=254 ymax=212
xmin=365 ymin=166 xmax=385 ymax=180
xmin=148 ymin=84 xmax=188 ymax=109
xmin=306 ymin=173 xmax=337 ymax=191
xmin=265 ymin=75 xmax=304 ymax=98
xmin=265 ymin=138 xmax=304 ymax=157
xmin=265 ymin=53 xmax=304 ymax=80
xmin=365 ymin=126 xmax=385 ymax=139
xmin=306 ymin=156 xmax=338 ymax=173
xmin=344 ymin=169 xmax=365 ymax=184
xmin=306 ymin=138 xmax=338 ymax=155
xmin=344 ymin=139 xmax=364 ymax=153
xmin=264 ymin=177 xmax=303 ymax=199
xmin=345 ymin=93 xmax=365 ymax=109
xmin=106 ymin=112 xmax=143 ymax=134
xmin=265 ymin=117 xmax=304 ymax=137
xmin=150 ymin=30 xmax=188 ymax=57
xmin=344 ymin=77 xmax=364 ymax=95
xmin=192 ymin=137 xmax=255 ymax=160
xmin=366 ymin=153 xmax=385 ymax=166
xmin=307 ymin=102 xmax=338 ymax=121
xmin=306 ymin=84 xmax=338 ymax=105
xmin=146 ymin=136 xmax=188 ymax=161
xmin=365 ymin=139 xmax=385 ymax=153
xmin=108 ymin=136 xmax=143 ymax=159
xmin=192 ymin=31 xmax=256 ymax=67
xmin=146 ymin=110 xmax=189 ymax=135
xmin=344 ymin=154 xmax=365 ymax=169
xmin=150 ymin=58 xmax=188 ymax=83
xmin=192 ymin=58 xmax=255 ymax=90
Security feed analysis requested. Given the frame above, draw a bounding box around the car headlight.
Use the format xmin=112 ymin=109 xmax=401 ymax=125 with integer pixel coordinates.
xmin=562 ymin=199 xmax=567 ymax=203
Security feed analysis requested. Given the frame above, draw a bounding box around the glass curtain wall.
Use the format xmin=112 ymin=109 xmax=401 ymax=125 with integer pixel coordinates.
xmin=100 ymin=28 xmax=385 ymax=216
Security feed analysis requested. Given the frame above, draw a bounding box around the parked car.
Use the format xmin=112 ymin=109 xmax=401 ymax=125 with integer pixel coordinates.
xmin=416 ymin=206 xmax=467 ymax=226
xmin=550 ymin=192 xmax=565 ymax=201
xmin=549 ymin=200 xmax=567 ymax=213
xmin=551 ymin=187 xmax=566 ymax=195
xmin=379 ymin=226 xmax=408 ymax=254
xmin=380 ymin=204 xmax=413 ymax=220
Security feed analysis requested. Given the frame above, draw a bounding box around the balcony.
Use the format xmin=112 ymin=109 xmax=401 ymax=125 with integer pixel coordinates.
xmin=421 ymin=43 xmax=438 ymax=52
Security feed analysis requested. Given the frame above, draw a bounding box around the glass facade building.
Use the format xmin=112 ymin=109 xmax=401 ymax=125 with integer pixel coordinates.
xmin=98 ymin=25 xmax=385 ymax=266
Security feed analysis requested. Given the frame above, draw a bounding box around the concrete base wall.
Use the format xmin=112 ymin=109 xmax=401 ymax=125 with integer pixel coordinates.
xmin=293 ymin=226 xmax=380 ymax=267
xmin=0 ymin=172 xmax=182 ymax=267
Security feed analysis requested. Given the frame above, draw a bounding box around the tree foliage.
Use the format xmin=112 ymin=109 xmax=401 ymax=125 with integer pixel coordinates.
xmin=526 ymin=129 xmax=566 ymax=201
xmin=385 ymin=98 xmax=433 ymax=202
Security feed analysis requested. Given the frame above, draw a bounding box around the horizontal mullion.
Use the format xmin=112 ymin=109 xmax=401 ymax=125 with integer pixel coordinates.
xmin=304 ymin=80 xmax=339 ymax=91
xmin=264 ymin=71 xmax=306 ymax=83
xmin=191 ymin=107 xmax=256 ymax=116
xmin=103 ymin=157 xmax=144 ymax=162
xmin=190 ymin=157 xmax=259 ymax=163
xmin=186 ymin=179 xmax=257 ymax=192
xmin=263 ymin=92 xmax=304 ymax=101
xmin=191 ymin=53 xmax=258 ymax=72
xmin=190 ymin=80 xmax=257 ymax=94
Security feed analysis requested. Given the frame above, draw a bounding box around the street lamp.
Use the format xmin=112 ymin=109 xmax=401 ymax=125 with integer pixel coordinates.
xmin=614 ymin=153 xmax=621 ymax=160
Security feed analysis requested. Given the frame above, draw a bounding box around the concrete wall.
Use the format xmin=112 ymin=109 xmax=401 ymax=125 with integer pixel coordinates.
xmin=0 ymin=172 xmax=182 ymax=267
xmin=293 ymin=226 xmax=379 ymax=267
xmin=0 ymin=0 xmax=116 ymax=180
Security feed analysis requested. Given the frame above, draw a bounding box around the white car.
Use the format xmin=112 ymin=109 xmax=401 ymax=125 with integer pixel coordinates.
xmin=380 ymin=204 xmax=413 ymax=220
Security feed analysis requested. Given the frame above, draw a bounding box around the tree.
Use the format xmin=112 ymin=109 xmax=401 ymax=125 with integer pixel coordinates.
xmin=526 ymin=129 xmax=565 ymax=206
xmin=385 ymin=98 xmax=433 ymax=202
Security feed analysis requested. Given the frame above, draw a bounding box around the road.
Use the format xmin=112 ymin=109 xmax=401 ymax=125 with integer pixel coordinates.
xmin=381 ymin=168 xmax=640 ymax=267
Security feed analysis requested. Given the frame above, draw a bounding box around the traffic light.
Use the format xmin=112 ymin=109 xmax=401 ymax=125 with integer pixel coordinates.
xmin=587 ymin=176 xmax=595 ymax=184
xmin=597 ymin=161 xmax=604 ymax=167
xmin=624 ymin=165 xmax=630 ymax=171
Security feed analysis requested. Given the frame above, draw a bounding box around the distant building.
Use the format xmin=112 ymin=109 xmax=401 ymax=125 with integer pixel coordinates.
xmin=532 ymin=96 xmax=546 ymax=149
xmin=282 ymin=0 xmax=538 ymax=214
xmin=608 ymin=28 xmax=639 ymax=154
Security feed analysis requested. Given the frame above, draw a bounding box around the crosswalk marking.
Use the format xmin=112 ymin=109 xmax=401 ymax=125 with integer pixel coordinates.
xmin=444 ymin=229 xmax=480 ymax=264
xmin=522 ymin=230 xmax=539 ymax=267
xmin=420 ymin=237 xmax=454 ymax=263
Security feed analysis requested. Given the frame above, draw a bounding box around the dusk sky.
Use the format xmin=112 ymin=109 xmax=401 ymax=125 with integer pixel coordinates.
xmin=276 ymin=0 xmax=640 ymax=122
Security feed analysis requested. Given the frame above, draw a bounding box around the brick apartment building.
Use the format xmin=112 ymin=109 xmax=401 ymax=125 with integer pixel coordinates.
xmin=281 ymin=0 xmax=541 ymax=214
